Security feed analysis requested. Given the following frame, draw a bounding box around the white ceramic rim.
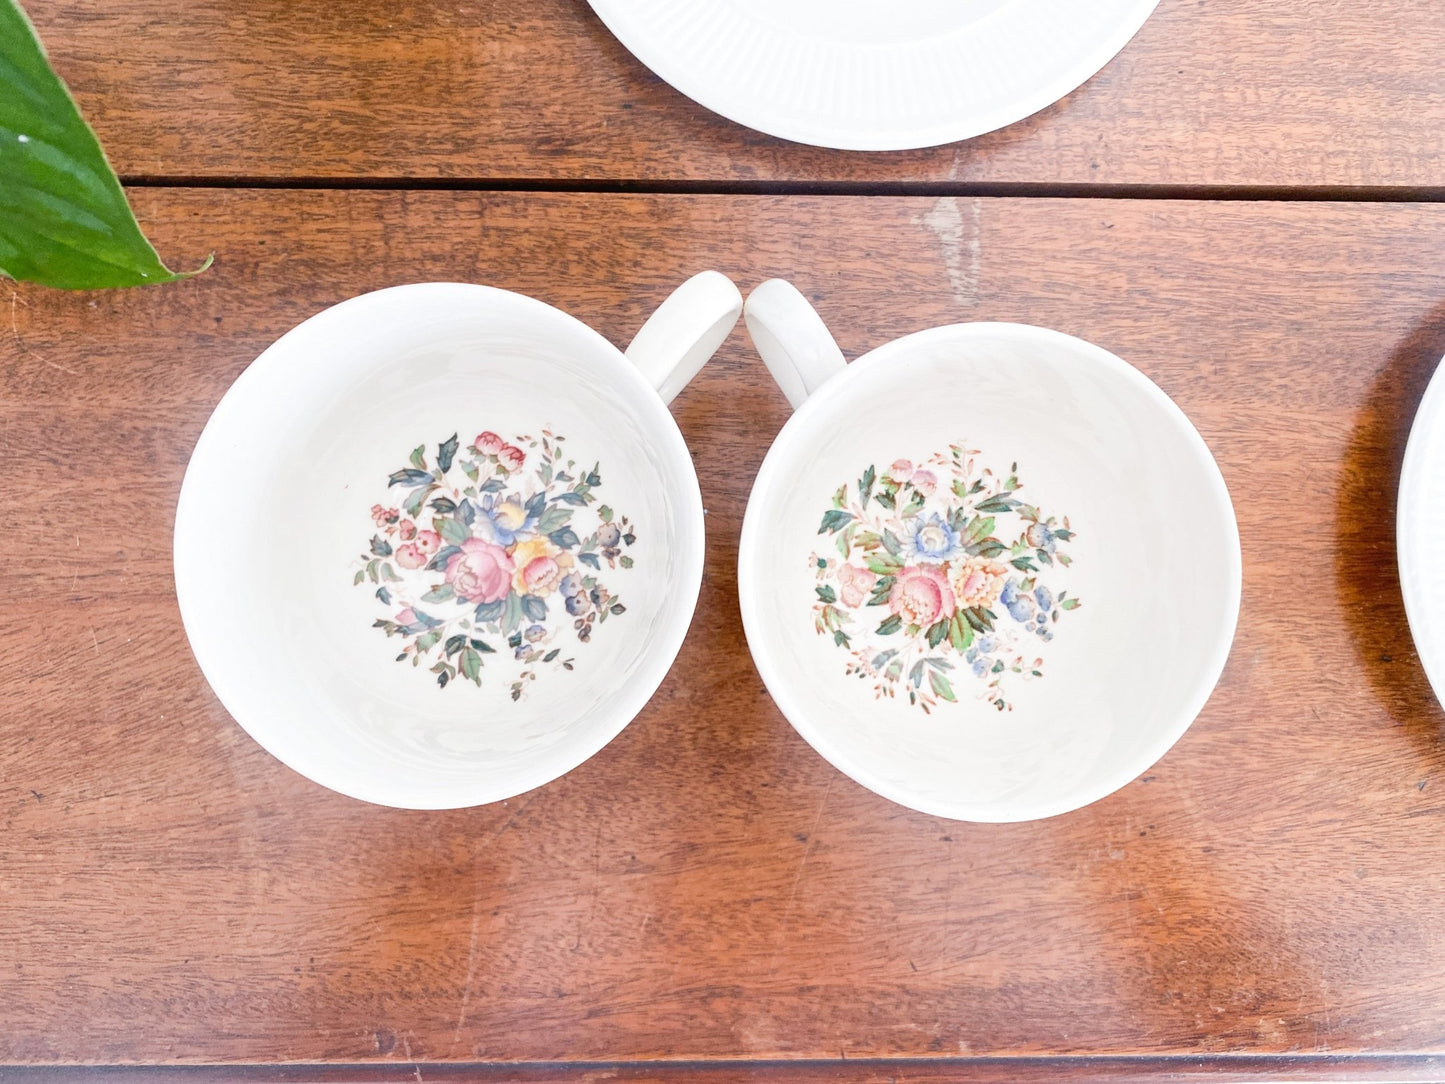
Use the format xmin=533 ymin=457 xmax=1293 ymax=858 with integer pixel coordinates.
xmin=738 ymin=322 xmax=1241 ymax=821
xmin=586 ymin=0 xmax=1161 ymax=151
xmin=174 ymin=283 xmax=707 ymax=809
xmin=1397 ymin=352 xmax=1445 ymax=708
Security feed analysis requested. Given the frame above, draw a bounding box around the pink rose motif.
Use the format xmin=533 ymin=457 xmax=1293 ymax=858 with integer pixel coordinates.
xmin=889 ymin=459 xmax=914 ymax=483
xmin=951 ymin=555 xmax=1007 ymax=609
xmin=395 ymin=608 xmax=417 ymax=627
xmin=445 ymin=538 xmax=515 ymax=603
xmin=371 ymin=503 xmax=398 ymax=528
xmin=836 ymin=563 xmax=877 ymax=609
xmin=889 ymin=564 xmax=955 ymax=628
xmin=398 ymin=519 xmax=417 ymax=541
xmin=498 ymin=444 xmax=526 ymax=472
xmin=475 ymin=431 xmax=505 ymax=456
xmin=517 ymin=555 xmax=562 ymax=596
xmin=911 ymin=470 xmax=937 ymax=496
xmin=414 ymin=530 xmax=441 ymax=557
xmin=394 ymin=543 xmax=427 ymax=570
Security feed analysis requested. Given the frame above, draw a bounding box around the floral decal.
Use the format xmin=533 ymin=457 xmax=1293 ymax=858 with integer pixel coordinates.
xmin=356 ymin=429 xmax=635 ymax=699
xmin=811 ymin=444 xmax=1079 ymax=713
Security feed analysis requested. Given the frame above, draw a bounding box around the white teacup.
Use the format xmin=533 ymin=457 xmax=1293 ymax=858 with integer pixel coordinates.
xmin=175 ymin=272 xmax=741 ymax=808
xmin=739 ymin=280 xmax=1240 ymax=822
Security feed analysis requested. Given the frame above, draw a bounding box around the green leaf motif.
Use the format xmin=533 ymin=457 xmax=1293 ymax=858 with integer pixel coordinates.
xmin=459 ymin=647 xmax=483 ymax=685
xmin=925 ymin=618 xmax=949 ymax=648
xmin=928 ymin=669 xmax=957 ymax=702
xmin=0 ymin=0 xmax=210 ymax=289
xmin=537 ymin=504 xmax=572 ymax=533
xmin=439 ymin=517 xmax=471 ymax=545
xmin=859 ymin=465 xmax=876 ymax=508
xmin=818 ymin=509 xmax=854 ymax=535
xmin=815 ymin=584 xmax=837 ymax=604
xmin=409 ymin=445 xmax=426 ymax=469
xmin=422 ymin=583 xmax=455 ymax=603
xmin=875 ymin=614 xmax=903 ymax=636
xmin=436 ymin=433 xmax=459 ymax=474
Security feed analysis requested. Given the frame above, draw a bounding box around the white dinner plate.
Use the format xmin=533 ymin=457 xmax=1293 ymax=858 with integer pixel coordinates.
xmin=1398 ymin=353 xmax=1445 ymax=705
xmin=587 ymin=0 xmax=1161 ymax=151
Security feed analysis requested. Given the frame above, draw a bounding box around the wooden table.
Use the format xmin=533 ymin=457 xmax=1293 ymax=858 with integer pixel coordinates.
xmin=4 ymin=4 xmax=1445 ymax=1082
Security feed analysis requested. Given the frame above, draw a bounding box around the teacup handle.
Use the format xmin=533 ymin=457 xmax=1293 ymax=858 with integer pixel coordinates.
xmin=743 ymin=279 xmax=847 ymax=410
xmin=625 ymin=270 xmax=743 ymax=404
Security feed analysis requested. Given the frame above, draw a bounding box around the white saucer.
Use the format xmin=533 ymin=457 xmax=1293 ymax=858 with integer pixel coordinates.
xmin=587 ymin=0 xmax=1160 ymax=151
xmin=1398 ymin=353 xmax=1445 ymax=706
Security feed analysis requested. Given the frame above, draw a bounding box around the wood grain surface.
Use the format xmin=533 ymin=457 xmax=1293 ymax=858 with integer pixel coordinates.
xmin=3 ymin=189 xmax=1445 ymax=1071
xmin=17 ymin=0 xmax=1445 ymax=188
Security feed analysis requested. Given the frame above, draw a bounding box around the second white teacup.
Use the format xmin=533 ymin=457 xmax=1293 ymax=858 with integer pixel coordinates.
xmin=739 ymin=280 xmax=1241 ymax=822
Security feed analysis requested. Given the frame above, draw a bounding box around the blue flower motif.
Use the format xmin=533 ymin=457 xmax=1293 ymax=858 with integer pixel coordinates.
xmin=1026 ymin=522 xmax=1056 ymax=553
xmin=1034 ymin=586 xmax=1053 ymax=612
xmin=906 ymin=513 xmax=960 ymax=561
xmin=559 ymin=572 xmax=584 ymax=598
xmin=524 ymin=624 xmax=547 ymax=643
xmin=1000 ymin=578 xmax=1035 ymax=624
xmin=565 ymin=593 xmax=589 ymax=616
xmin=972 ymin=657 xmax=990 ymax=677
xmin=475 ymin=493 xmax=539 ymax=547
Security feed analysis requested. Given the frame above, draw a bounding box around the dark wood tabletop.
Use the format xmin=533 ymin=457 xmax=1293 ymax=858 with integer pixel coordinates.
xmin=5 ymin=3 xmax=1445 ymax=1082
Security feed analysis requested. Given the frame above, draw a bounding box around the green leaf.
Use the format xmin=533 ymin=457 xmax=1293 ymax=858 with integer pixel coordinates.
xmin=859 ymin=465 xmax=876 ymax=508
xmin=875 ymin=614 xmax=903 ymax=636
xmin=353 ymin=569 xmax=365 ymax=586
xmin=388 ymin=468 xmax=434 ymax=488
xmin=866 ymin=575 xmax=895 ymax=607
xmin=409 ymin=445 xmax=426 ymax=469
xmin=597 ymin=505 xmax=613 ymax=522
xmin=974 ymin=495 xmax=1018 ymax=515
xmin=469 ymin=637 xmax=495 ymax=653
xmin=975 ymin=538 xmax=1008 ymax=559
xmin=436 ymin=433 xmax=459 ymax=473
xmin=422 ymin=584 xmax=455 ymax=603
xmin=881 ymin=530 xmax=902 ymax=556
xmin=439 ymin=517 xmax=470 ymax=545
xmin=414 ymin=630 xmax=441 ymax=654
xmin=908 ymin=660 xmax=925 ymax=688
xmin=865 ymin=552 xmax=904 ymax=576
xmin=964 ymin=516 xmax=996 ymax=545
xmin=503 ymin=592 xmax=524 ymax=633
xmin=403 ymin=486 xmax=431 ymax=518
xmin=0 ymin=0 xmax=210 ymax=289
xmin=818 ymin=509 xmax=854 ymax=534
xmin=520 ymin=594 xmax=547 ymax=622
xmin=548 ymin=526 xmax=581 ymax=549
xmin=459 ymin=647 xmax=483 ymax=685
xmin=619 ymin=555 xmax=633 ymax=569
xmin=962 ymin=606 xmax=993 ymax=633
xmin=1061 ymin=597 xmax=1081 ymax=610
xmin=443 ymin=633 xmax=468 ymax=657
xmin=815 ymin=584 xmax=837 ymax=604
xmin=925 ymin=618 xmax=949 ymax=648
xmin=949 ymin=610 xmax=973 ymax=651
xmin=833 ymin=629 xmax=850 ymax=647
xmin=928 ymin=669 xmax=957 ymax=702
xmin=370 ymin=534 xmax=392 ymax=557
xmin=537 ymin=504 xmax=572 ymax=534
xmin=1011 ymin=556 xmax=1037 ymax=572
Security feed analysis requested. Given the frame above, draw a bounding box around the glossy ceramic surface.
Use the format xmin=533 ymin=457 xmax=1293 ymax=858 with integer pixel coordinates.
xmin=176 ymin=275 xmax=740 ymax=808
xmin=740 ymin=283 xmax=1240 ymax=821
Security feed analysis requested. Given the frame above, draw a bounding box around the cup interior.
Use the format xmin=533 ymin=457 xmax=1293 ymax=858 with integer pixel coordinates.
xmin=739 ymin=323 xmax=1239 ymax=821
xmin=175 ymin=284 xmax=704 ymax=808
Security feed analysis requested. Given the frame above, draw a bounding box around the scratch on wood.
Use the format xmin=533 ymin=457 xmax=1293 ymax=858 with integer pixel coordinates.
xmin=770 ymin=776 xmax=836 ymax=971
xmin=452 ymin=901 xmax=484 ymax=1047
